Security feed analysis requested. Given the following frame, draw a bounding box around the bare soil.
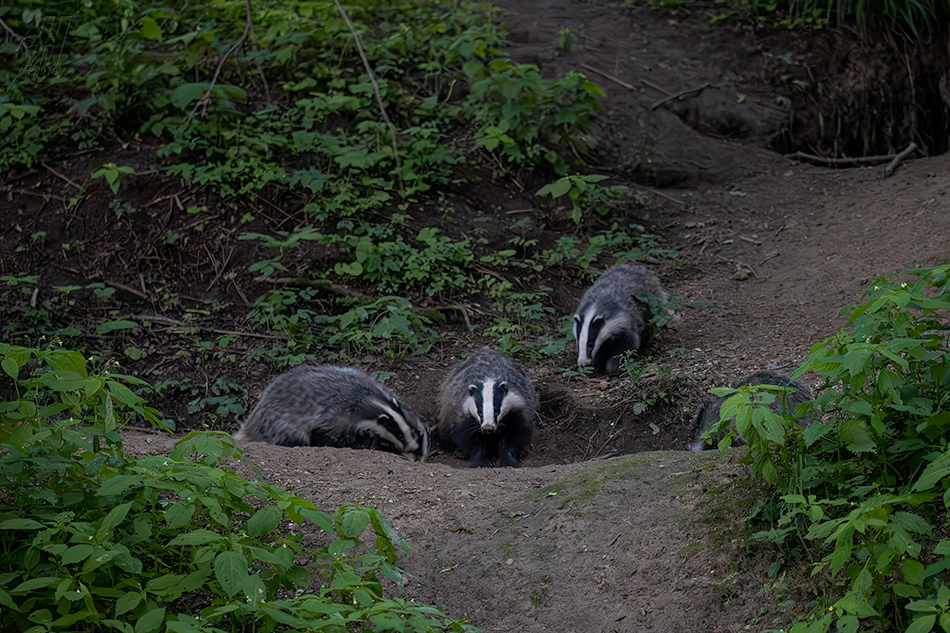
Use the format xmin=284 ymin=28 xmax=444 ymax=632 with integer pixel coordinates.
xmin=7 ymin=0 xmax=950 ymax=630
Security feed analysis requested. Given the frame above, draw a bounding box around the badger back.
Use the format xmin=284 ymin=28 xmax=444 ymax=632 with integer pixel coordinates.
xmin=573 ymin=264 xmax=669 ymax=373
xmin=688 ymin=371 xmax=814 ymax=452
xmin=235 ymin=365 xmax=429 ymax=462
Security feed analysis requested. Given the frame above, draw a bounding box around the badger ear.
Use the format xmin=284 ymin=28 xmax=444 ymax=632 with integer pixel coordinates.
xmin=499 ymin=382 xmax=509 ymax=394
xmin=377 ymin=413 xmax=391 ymax=423
xmin=573 ymin=314 xmax=581 ymax=323
xmin=468 ymin=384 xmax=478 ymax=395
xmin=593 ymin=315 xmax=604 ymax=325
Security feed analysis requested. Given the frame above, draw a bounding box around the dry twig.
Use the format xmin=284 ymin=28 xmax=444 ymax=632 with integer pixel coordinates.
xmin=650 ymin=83 xmax=710 ymax=110
xmin=193 ymin=0 xmax=252 ymax=119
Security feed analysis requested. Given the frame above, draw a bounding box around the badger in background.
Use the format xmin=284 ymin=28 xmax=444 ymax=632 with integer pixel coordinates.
xmin=235 ymin=365 xmax=429 ymax=462
xmin=688 ymin=370 xmax=814 ymax=452
xmin=436 ymin=348 xmax=538 ymax=468
xmin=573 ymin=264 xmax=671 ymax=375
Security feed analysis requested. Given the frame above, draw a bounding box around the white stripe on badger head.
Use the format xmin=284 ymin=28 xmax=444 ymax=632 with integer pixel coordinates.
xmin=593 ymin=313 xmax=634 ymax=360
xmin=576 ymin=310 xmax=598 ymax=366
xmin=480 ymin=380 xmax=497 ymax=432
xmin=498 ymin=390 xmax=527 ymax=420
xmin=375 ymin=400 xmax=417 ymax=453
xmin=463 ymin=387 xmax=481 ymax=423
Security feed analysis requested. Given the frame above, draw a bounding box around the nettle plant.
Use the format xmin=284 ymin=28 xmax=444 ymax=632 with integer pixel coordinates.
xmin=704 ymin=265 xmax=950 ymax=633
xmin=0 ymin=343 xmax=477 ymax=633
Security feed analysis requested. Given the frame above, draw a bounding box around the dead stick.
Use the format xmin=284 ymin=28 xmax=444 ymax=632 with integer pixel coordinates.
xmin=333 ymin=0 xmax=403 ymax=191
xmin=580 ymin=63 xmax=635 ymax=90
xmin=253 ymin=276 xmax=368 ymax=299
xmin=650 ymin=83 xmax=709 ymax=110
xmin=42 ymin=163 xmax=84 ymax=192
xmin=132 ymin=314 xmax=282 ymax=340
xmin=883 ymin=142 xmax=918 ymax=178
xmin=193 ymin=0 xmax=252 ymax=119
xmin=786 ymin=146 xmax=914 ymax=168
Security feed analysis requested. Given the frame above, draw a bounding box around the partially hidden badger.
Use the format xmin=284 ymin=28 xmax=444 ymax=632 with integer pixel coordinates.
xmin=573 ymin=264 xmax=671 ymax=375
xmin=235 ymin=365 xmax=429 ymax=462
xmin=436 ymin=348 xmax=538 ymax=468
xmin=688 ymin=371 xmax=814 ymax=452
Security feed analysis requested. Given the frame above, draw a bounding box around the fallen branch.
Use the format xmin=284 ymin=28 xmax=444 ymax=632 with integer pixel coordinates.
xmin=253 ymin=276 xmax=368 ymax=299
xmin=132 ymin=313 xmax=282 ymax=340
xmin=883 ymin=142 xmax=918 ymax=178
xmin=580 ymin=63 xmax=635 ymax=90
xmin=650 ymin=83 xmax=710 ymax=110
xmin=785 ymin=143 xmax=918 ymax=171
xmin=193 ymin=0 xmax=252 ymax=118
xmin=1 ymin=16 xmax=21 ymax=41
xmin=42 ymin=163 xmax=84 ymax=192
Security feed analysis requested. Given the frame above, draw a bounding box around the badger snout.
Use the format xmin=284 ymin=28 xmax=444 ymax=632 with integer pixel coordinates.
xmin=480 ymin=420 xmax=498 ymax=433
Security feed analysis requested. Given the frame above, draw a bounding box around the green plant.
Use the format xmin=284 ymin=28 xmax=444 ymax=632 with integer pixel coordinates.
xmin=0 ymin=342 xmax=478 ymax=632
xmin=727 ymin=265 xmax=950 ymax=632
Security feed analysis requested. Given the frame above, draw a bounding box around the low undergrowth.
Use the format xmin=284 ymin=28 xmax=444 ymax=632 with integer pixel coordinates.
xmin=0 ymin=342 xmax=478 ymax=632
xmin=699 ymin=264 xmax=950 ymax=633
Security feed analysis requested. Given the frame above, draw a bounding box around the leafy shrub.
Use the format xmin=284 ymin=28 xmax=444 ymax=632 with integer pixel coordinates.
xmin=716 ymin=265 xmax=950 ymax=633
xmin=0 ymin=343 xmax=477 ymax=632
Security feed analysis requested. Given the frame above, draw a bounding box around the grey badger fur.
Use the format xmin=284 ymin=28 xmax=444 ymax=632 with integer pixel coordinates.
xmin=235 ymin=365 xmax=429 ymax=462
xmin=688 ymin=371 xmax=814 ymax=452
xmin=573 ymin=264 xmax=671 ymax=374
xmin=436 ymin=348 xmax=538 ymax=468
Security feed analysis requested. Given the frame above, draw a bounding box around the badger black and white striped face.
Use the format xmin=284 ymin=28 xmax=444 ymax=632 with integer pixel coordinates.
xmin=574 ymin=305 xmax=638 ymax=371
xmin=462 ymin=381 xmax=528 ymax=433
xmin=359 ymin=398 xmax=429 ymax=462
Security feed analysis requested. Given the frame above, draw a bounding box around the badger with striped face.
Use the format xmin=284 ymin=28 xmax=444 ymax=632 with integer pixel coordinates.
xmin=235 ymin=365 xmax=428 ymax=462
xmin=573 ymin=264 xmax=670 ymax=375
xmin=688 ymin=371 xmax=814 ymax=452
xmin=437 ymin=349 xmax=538 ymax=468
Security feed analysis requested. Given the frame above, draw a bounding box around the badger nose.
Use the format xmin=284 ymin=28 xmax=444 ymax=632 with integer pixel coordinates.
xmin=480 ymin=421 xmax=498 ymax=433
xmin=577 ymin=353 xmax=591 ymax=366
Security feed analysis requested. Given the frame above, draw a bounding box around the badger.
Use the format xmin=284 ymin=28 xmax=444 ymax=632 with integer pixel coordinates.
xmin=573 ymin=264 xmax=671 ymax=374
xmin=235 ymin=365 xmax=429 ymax=462
xmin=688 ymin=371 xmax=814 ymax=452
xmin=436 ymin=348 xmax=538 ymax=468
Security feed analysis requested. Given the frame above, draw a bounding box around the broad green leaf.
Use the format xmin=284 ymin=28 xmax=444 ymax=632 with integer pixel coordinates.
xmin=833 ymin=592 xmax=878 ymax=617
xmin=170 ymin=83 xmax=209 ymax=109
xmin=537 ymin=178 xmax=572 ymax=198
xmin=140 ymin=16 xmax=163 ymax=40
xmin=99 ymin=502 xmax=133 ymax=534
xmin=903 ymin=558 xmax=925 ymax=585
xmin=134 ymin=607 xmax=166 ymax=633
xmin=247 ymin=506 xmax=280 ymax=537
xmin=62 ymin=543 xmax=96 ymax=565
xmin=214 ymin=550 xmax=249 ymax=597
xmin=906 ymin=614 xmax=936 ymax=633
xmin=339 ymin=509 xmax=370 ymax=538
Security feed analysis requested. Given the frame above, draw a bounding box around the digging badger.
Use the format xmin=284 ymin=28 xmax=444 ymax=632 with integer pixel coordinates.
xmin=436 ymin=348 xmax=538 ymax=467
xmin=574 ymin=264 xmax=671 ymax=374
xmin=235 ymin=365 xmax=429 ymax=461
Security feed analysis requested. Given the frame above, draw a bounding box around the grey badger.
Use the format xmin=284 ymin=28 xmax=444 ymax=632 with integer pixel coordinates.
xmin=688 ymin=370 xmax=814 ymax=451
xmin=235 ymin=365 xmax=429 ymax=461
xmin=436 ymin=348 xmax=538 ymax=468
xmin=573 ymin=264 xmax=671 ymax=375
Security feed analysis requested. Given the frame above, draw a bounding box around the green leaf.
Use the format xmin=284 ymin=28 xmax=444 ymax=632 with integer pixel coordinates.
xmin=115 ymin=591 xmax=142 ymax=617
xmin=903 ymin=558 xmax=926 ymax=585
xmin=99 ymin=502 xmax=133 ymax=534
xmin=134 ymin=607 xmax=166 ymax=633
xmin=62 ymin=544 xmax=96 ymax=565
xmin=140 ymin=16 xmax=163 ymax=41
xmin=214 ymin=551 xmax=249 ymax=598
xmin=906 ymin=614 xmax=936 ymax=633
xmin=339 ymin=509 xmax=370 ymax=538
xmin=247 ymin=506 xmax=280 ymax=537
xmin=1 ymin=357 xmax=19 ymax=379
xmin=537 ymin=178 xmax=572 ymax=198
xmin=170 ymin=83 xmax=209 ymax=109
xmin=833 ymin=592 xmax=878 ymax=617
